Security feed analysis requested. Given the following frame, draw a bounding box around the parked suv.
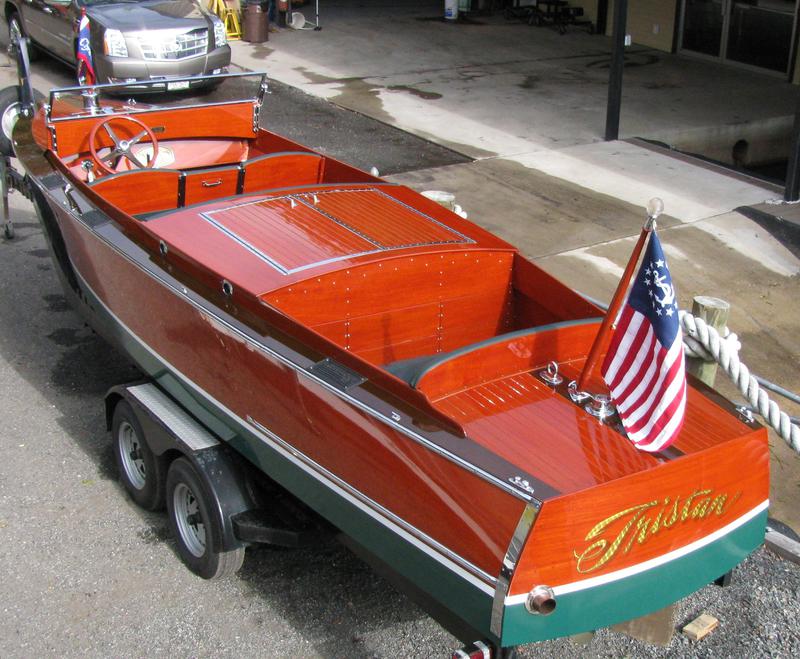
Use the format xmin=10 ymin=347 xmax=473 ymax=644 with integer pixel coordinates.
xmin=4 ymin=0 xmax=231 ymax=88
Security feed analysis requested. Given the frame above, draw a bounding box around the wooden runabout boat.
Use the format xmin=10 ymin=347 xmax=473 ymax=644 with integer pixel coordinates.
xmin=3 ymin=43 xmax=768 ymax=655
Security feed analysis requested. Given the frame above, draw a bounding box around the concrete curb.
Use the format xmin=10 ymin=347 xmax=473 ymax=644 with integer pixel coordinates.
xmin=765 ymin=529 xmax=800 ymax=565
xmin=736 ymin=205 xmax=800 ymax=259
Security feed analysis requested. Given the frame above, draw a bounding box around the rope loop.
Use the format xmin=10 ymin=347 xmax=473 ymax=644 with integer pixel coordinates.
xmin=680 ymin=311 xmax=800 ymax=454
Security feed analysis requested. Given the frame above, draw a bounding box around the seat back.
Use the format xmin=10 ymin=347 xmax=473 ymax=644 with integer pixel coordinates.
xmin=88 ymin=169 xmax=182 ymax=216
xmin=241 ymin=152 xmax=324 ymax=193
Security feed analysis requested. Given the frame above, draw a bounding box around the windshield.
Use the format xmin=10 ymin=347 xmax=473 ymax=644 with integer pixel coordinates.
xmin=81 ymin=0 xmax=151 ymax=5
xmin=47 ymin=72 xmax=267 ymax=121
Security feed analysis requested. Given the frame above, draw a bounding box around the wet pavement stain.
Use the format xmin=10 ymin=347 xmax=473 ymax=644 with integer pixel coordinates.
xmin=643 ymin=81 xmax=680 ymax=90
xmin=518 ymin=75 xmax=540 ymax=90
xmin=586 ymin=52 xmax=660 ymax=69
xmin=43 ymin=293 xmax=70 ymax=312
xmin=249 ymin=43 xmax=273 ymax=60
xmin=27 ymin=248 xmax=51 ymax=258
xmin=293 ymin=66 xmax=348 ymax=85
xmin=47 ymin=327 xmax=94 ymax=348
xmin=386 ymin=85 xmax=442 ymax=100
xmin=48 ymin=329 xmax=141 ymax=395
xmin=256 ymin=79 xmax=468 ymax=174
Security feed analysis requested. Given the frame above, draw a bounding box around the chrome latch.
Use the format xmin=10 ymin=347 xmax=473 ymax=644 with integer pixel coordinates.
xmin=568 ymin=380 xmax=591 ymax=404
xmin=63 ymin=184 xmax=81 ymax=214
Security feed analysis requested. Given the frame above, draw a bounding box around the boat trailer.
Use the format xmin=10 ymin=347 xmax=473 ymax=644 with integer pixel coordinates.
xmin=1 ymin=38 xmax=38 ymax=239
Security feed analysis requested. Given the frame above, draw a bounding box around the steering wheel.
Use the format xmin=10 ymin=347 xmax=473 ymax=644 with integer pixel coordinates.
xmin=89 ymin=115 xmax=159 ymax=174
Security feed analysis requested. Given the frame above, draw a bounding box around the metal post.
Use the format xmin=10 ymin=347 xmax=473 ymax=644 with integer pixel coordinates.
xmin=2 ymin=156 xmax=13 ymax=239
xmin=785 ymin=98 xmax=800 ymax=201
xmin=604 ymin=0 xmax=627 ymax=141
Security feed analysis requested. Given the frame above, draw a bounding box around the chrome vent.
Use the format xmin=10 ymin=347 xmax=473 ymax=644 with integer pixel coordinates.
xmin=139 ymin=28 xmax=208 ymax=61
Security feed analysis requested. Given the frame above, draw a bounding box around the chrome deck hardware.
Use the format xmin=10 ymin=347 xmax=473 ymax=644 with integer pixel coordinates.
xmin=586 ymin=393 xmax=616 ymax=421
xmin=538 ymin=361 xmax=563 ymax=386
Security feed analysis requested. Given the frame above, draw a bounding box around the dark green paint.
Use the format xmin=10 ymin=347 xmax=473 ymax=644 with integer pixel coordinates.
xmin=500 ymin=509 xmax=767 ymax=645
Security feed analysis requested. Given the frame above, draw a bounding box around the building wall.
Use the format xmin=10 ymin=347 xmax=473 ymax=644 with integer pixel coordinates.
xmin=605 ymin=0 xmax=678 ymax=52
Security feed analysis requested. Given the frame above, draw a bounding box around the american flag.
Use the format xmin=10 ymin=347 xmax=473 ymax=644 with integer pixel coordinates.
xmin=601 ymin=231 xmax=686 ymax=452
xmin=77 ymin=10 xmax=95 ymax=86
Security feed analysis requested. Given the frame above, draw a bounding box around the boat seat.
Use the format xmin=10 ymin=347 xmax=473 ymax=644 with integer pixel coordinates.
xmin=88 ymin=169 xmax=183 ymax=216
xmin=385 ymin=318 xmax=602 ymax=389
xmin=241 ymin=151 xmax=324 ymax=193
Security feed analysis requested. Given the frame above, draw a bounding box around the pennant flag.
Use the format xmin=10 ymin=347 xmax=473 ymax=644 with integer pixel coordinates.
xmin=77 ymin=10 xmax=95 ymax=85
xmin=601 ymin=231 xmax=686 ymax=452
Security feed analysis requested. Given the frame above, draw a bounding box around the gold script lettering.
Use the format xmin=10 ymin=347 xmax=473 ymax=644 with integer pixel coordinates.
xmin=573 ymin=488 xmax=742 ymax=574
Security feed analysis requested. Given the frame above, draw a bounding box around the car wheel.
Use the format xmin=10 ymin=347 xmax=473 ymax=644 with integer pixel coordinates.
xmin=7 ymin=12 xmax=38 ymax=61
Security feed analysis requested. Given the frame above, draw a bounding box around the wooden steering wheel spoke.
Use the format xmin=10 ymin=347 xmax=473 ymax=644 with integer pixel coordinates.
xmin=89 ymin=116 xmax=159 ymax=174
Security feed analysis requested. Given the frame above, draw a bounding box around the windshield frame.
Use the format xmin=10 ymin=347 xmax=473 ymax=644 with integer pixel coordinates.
xmin=46 ymin=72 xmax=268 ymax=122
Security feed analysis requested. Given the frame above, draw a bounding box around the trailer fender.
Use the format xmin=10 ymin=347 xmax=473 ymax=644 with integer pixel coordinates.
xmin=181 ymin=446 xmax=255 ymax=554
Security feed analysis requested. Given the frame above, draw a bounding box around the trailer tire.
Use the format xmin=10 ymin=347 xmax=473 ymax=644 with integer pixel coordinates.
xmin=112 ymin=400 xmax=167 ymax=511
xmin=166 ymin=457 xmax=245 ymax=579
xmin=0 ymin=85 xmax=22 ymax=157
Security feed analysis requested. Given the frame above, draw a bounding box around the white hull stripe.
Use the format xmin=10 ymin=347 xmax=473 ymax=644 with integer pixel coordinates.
xmin=72 ymin=268 xmax=497 ymax=596
xmin=505 ymin=499 xmax=768 ymax=605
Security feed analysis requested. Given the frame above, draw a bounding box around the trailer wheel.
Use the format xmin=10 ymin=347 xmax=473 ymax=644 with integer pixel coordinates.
xmin=0 ymin=85 xmax=44 ymax=157
xmin=0 ymin=86 xmax=22 ymax=157
xmin=112 ymin=400 xmax=167 ymax=511
xmin=166 ymin=457 xmax=245 ymax=579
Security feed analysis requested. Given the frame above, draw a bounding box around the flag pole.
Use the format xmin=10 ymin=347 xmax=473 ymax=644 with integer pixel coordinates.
xmin=576 ymin=198 xmax=663 ymax=392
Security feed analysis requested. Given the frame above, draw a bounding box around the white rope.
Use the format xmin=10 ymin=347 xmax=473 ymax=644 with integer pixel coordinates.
xmin=679 ymin=311 xmax=800 ymax=453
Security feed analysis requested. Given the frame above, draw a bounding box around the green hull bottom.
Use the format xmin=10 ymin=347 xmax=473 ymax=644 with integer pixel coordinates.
xmin=500 ymin=509 xmax=767 ymax=645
